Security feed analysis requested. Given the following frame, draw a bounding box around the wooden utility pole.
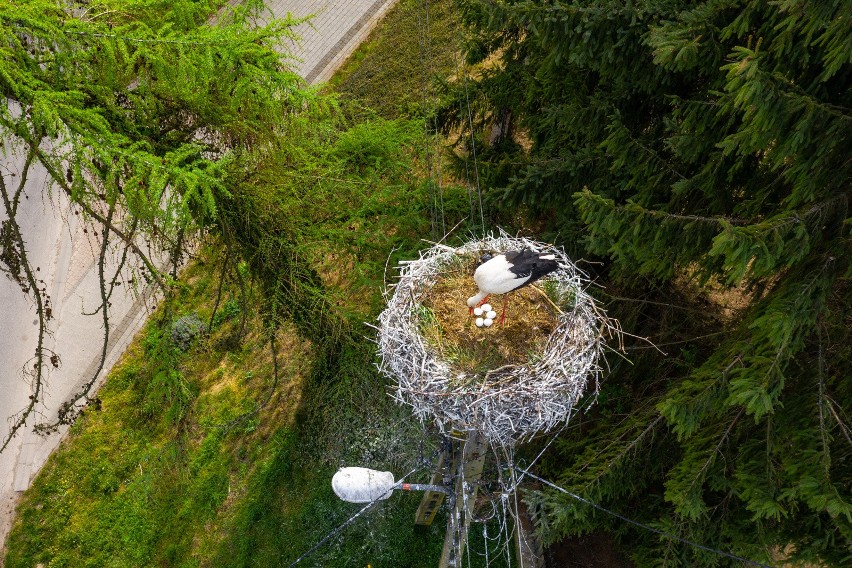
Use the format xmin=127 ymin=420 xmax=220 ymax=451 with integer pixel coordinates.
xmin=415 ymin=443 xmax=456 ymax=526
xmin=438 ymin=431 xmax=487 ymax=568
xmin=414 ymin=431 xmax=543 ymax=567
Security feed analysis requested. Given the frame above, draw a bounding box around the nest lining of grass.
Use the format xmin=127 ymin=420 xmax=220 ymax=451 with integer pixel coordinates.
xmin=377 ymin=234 xmax=620 ymax=446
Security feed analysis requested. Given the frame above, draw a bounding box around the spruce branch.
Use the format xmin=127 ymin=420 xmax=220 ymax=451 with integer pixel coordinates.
xmin=32 ymin=145 xmax=169 ymax=291
xmin=579 ymin=412 xmax=666 ymax=492
xmin=685 ymin=407 xmax=744 ymax=497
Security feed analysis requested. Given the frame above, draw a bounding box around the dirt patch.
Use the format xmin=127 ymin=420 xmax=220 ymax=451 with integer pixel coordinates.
xmin=545 ymin=531 xmax=635 ymax=568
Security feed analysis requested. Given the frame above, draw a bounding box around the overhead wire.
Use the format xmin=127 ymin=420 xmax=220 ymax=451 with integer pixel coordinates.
xmin=415 ymin=0 xmax=446 ymax=241
xmin=447 ymin=0 xmax=477 ymax=233
xmin=515 ymin=467 xmax=774 ymax=568
xmin=483 ymin=522 xmax=491 ymax=567
xmin=417 ymin=0 xmax=486 ymax=241
xmin=500 ymin=491 xmax=514 ymax=567
xmin=286 ymin=494 xmax=383 ymax=567
xmin=422 ymin=0 xmax=448 ymax=238
xmin=286 ymin=441 xmax=443 ymax=568
xmin=510 ymin=463 xmax=526 ymax=568
xmin=453 ymin=2 xmax=485 ymax=237
xmin=510 ymin=422 xmax=574 ymax=491
xmin=485 ymin=441 xmax=514 ymax=568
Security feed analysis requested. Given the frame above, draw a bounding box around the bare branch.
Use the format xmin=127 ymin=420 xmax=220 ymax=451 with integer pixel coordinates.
xmin=38 ymin=199 xmax=117 ymax=432
xmin=826 ymin=397 xmax=852 ymax=449
xmin=0 ymin=156 xmax=49 ymax=454
xmin=207 ymin=245 xmax=232 ymax=331
xmin=10 ymin=143 xmax=37 ymax=218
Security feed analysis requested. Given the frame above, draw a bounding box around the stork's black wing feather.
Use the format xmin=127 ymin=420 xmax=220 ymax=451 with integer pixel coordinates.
xmin=503 ymin=250 xmax=522 ymax=262
xmin=505 ymin=249 xmax=558 ymax=287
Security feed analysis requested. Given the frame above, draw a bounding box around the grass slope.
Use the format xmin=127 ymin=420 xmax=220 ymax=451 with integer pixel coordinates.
xmin=5 ymin=253 xmax=311 ymax=567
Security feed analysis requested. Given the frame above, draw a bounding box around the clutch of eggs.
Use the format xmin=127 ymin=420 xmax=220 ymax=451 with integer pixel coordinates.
xmin=473 ymin=305 xmax=495 ymax=318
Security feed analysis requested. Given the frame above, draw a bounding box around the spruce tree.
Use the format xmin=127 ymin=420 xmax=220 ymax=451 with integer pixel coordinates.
xmin=451 ymin=0 xmax=851 ymax=564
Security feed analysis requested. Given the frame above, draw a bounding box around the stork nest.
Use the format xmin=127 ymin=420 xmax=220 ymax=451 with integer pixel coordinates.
xmin=377 ymin=234 xmax=622 ymax=446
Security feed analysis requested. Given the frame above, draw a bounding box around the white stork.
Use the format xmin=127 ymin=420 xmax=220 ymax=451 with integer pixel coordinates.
xmin=467 ymin=249 xmax=559 ymax=323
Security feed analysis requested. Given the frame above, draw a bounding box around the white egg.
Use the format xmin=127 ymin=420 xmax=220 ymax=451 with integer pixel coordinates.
xmin=473 ymin=307 xmax=483 ymax=316
xmin=475 ymin=317 xmax=484 ymax=327
xmin=483 ymin=318 xmax=493 ymax=327
xmin=481 ymin=303 xmax=492 ymax=312
xmin=486 ymin=310 xmax=497 ymax=319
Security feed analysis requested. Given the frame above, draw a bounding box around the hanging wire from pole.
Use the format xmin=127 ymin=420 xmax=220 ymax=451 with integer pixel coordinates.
xmin=415 ymin=0 xmax=437 ymax=240
xmin=449 ymin=31 xmax=477 ymax=236
xmin=515 ymin=468 xmax=774 ymax=568
xmin=422 ymin=0 xmax=447 ymax=238
xmin=483 ymin=522 xmax=491 ymax=567
xmin=416 ymin=0 xmax=447 ymax=241
xmin=447 ymin=0 xmax=478 ymax=236
xmin=510 ymin=464 xmax=528 ymax=568
xmin=500 ymin=491 xmax=514 ymax=567
xmin=452 ymin=0 xmax=485 ymax=237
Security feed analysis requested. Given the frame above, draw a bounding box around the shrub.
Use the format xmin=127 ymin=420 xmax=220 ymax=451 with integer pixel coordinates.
xmin=170 ymin=313 xmax=207 ymax=351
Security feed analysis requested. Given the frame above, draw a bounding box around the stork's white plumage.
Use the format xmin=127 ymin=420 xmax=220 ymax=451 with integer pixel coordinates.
xmin=466 ymin=249 xmax=560 ymax=309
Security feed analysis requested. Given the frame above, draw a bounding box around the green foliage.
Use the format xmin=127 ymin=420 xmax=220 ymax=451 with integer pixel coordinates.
xmin=0 ymin=0 xmax=310 ymax=273
xmin=226 ymin=109 xmax=469 ymax=323
xmin=333 ymin=119 xmax=417 ymax=170
xmin=211 ymin=298 xmax=240 ymax=327
xmin=451 ymin=0 xmax=852 ymax=565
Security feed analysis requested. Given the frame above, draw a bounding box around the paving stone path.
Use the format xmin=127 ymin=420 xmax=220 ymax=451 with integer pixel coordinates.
xmin=269 ymin=0 xmax=398 ymax=84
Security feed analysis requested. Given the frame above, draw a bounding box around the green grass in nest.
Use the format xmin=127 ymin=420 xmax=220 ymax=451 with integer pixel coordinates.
xmin=419 ymin=255 xmax=562 ymax=376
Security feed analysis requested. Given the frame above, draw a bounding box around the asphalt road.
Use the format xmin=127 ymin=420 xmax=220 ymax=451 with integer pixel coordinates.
xmin=0 ymin=0 xmax=397 ymax=552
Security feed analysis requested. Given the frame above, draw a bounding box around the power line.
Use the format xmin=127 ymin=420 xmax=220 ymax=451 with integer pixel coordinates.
xmin=453 ymin=14 xmax=485 ymax=236
xmin=415 ymin=0 xmax=441 ymax=241
xmin=449 ymin=32 xmax=477 ymax=236
xmin=287 ymin=438 xmax=442 ymax=567
xmin=420 ymin=0 xmax=447 ymax=238
xmin=286 ymin=493 xmax=381 ymax=567
xmin=61 ymin=30 xmax=256 ymax=47
xmin=511 ymin=423 xmax=574 ymax=490
xmin=515 ymin=467 xmax=774 ymax=568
